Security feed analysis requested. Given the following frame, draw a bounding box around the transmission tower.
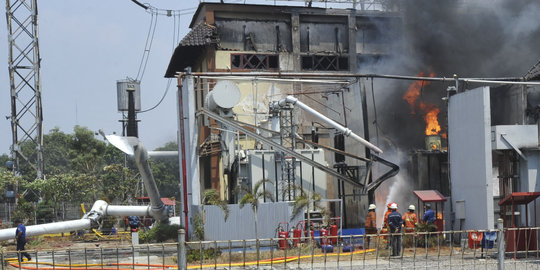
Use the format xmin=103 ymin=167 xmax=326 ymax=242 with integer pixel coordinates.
xmin=6 ymin=0 xmax=44 ymax=178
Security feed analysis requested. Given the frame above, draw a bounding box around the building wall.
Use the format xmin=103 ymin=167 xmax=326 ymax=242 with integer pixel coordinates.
xmin=190 ymin=4 xmax=400 ymax=217
xmin=449 ymin=87 xmax=494 ymax=230
xmin=203 ymin=202 xmax=303 ymax=241
xmin=520 ymin=150 xmax=540 ymax=227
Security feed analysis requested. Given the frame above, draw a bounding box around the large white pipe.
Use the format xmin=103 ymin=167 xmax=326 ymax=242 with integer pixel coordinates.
xmin=0 ymin=200 xmax=158 ymax=241
xmin=0 ymin=220 xmax=92 ymax=241
xmin=133 ymin=142 xmax=169 ymax=222
xmin=106 ymin=205 xmax=151 ymax=217
xmin=148 ymin=151 xmax=178 ymax=158
xmin=105 ymin=135 xmax=170 ymax=223
xmin=279 ymin=96 xmax=383 ymax=154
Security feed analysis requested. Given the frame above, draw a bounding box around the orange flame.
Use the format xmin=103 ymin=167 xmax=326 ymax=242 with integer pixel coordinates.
xmin=402 ymin=72 xmax=441 ymax=136
xmin=425 ymin=107 xmax=441 ymax=135
xmin=402 ymin=72 xmax=435 ymax=114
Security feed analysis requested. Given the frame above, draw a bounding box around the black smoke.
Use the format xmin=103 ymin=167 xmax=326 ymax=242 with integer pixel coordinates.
xmin=366 ymin=0 xmax=540 ymax=151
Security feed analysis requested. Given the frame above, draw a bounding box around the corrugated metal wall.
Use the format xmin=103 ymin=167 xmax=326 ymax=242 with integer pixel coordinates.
xmin=203 ymin=202 xmax=303 ymax=241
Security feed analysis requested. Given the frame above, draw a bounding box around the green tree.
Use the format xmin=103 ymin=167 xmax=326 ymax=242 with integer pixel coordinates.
xmin=101 ymin=164 xmax=139 ymax=203
xmin=150 ymin=142 xmax=179 ymax=198
xmin=68 ymin=126 xmax=107 ymax=174
xmin=238 ymin=179 xmax=274 ymax=239
xmin=42 ymin=127 xmax=72 ymax=174
xmin=0 ymin=154 xmax=10 ymax=170
xmin=29 ymin=174 xmax=95 ymax=220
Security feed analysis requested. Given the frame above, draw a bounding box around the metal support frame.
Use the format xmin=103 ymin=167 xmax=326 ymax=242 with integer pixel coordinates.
xmin=279 ymin=107 xmax=296 ymax=201
xmin=6 ymin=0 xmax=44 ymax=178
xmin=202 ymin=109 xmax=363 ymax=189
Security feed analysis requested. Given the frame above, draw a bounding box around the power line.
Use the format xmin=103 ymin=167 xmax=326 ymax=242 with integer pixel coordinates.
xmin=140 ymin=79 xmax=173 ymax=113
xmin=135 ymin=12 xmax=158 ymax=81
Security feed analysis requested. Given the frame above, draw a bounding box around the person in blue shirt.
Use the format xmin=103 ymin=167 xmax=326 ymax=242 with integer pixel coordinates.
xmin=387 ymin=203 xmax=403 ymax=256
xmin=423 ymin=203 xmax=436 ymax=232
xmin=15 ymin=219 xmax=31 ymax=262
xmin=423 ymin=204 xmax=435 ymax=223
xmin=128 ymin=216 xmax=140 ymax=232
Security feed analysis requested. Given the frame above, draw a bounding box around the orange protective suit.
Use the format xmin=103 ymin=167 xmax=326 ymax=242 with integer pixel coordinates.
xmin=402 ymin=211 xmax=417 ymax=232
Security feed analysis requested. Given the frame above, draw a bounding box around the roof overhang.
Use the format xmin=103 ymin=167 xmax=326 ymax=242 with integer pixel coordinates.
xmin=413 ymin=190 xmax=447 ymax=203
xmin=498 ymin=192 xmax=540 ymax=206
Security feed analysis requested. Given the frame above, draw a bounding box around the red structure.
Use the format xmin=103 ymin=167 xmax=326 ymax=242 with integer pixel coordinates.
xmin=413 ymin=190 xmax=447 ymax=231
xmin=498 ymin=192 xmax=540 ymax=255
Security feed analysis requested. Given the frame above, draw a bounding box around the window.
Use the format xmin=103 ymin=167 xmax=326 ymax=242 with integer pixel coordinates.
xmin=231 ymin=54 xmax=279 ymax=70
xmin=301 ymin=55 xmax=349 ymax=71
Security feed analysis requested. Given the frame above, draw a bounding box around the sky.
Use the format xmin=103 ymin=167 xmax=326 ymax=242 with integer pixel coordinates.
xmin=0 ymin=0 xmax=348 ymax=158
xmin=0 ymin=0 xmax=201 ymax=156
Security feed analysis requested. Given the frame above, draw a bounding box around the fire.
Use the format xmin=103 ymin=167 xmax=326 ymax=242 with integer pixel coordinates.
xmin=402 ymin=71 xmax=441 ymax=136
xmin=425 ymin=107 xmax=441 ymax=135
xmin=402 ymin=72 xmax=435 ymax=114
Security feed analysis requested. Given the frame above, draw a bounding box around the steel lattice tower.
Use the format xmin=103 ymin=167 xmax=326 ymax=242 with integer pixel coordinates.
xmin=6 ymin=0 xmax=44 ymax=178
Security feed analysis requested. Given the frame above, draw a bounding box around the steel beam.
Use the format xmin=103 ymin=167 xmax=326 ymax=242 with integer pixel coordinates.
xmin=201 ymin=109 xmax=364 ymax=189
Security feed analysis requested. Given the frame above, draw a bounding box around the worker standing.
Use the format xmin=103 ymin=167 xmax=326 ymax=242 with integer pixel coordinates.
xmin=15 ymin=219 xmax=31 ymax=262
xmin=387 ymin=203 xmax=403 ymax=256
xmin=403 ymin=205 xmax=418 ymax=233
xmin=423 ymin=203 xmax=436 ymax=232
xmin=365 ymin=204 xmax=377 ymax=248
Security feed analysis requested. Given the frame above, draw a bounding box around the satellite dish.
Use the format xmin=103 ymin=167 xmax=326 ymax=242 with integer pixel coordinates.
xmin=206 ymin=80 xmax=241 ymax=112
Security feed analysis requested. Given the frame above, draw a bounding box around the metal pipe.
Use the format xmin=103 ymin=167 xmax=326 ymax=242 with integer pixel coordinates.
xmin=279 ymin=95 xmax=383 ymax=154
xmin=133 ymin=142 xmax=169 ymax=222
xmin=105 ymin=135 xmax=170 ymax=222
xmin=106 ymin=205 xmax=151 ymax=216
xmin=147 ymin=151 xmax=178 ymax=158
xmin=0 ymin=219 xmax=91 ymax=241
xmin=182 ymin=72 xmax=537 ymax=84
xmin=0 ymin=200 xmax=162 ymax=241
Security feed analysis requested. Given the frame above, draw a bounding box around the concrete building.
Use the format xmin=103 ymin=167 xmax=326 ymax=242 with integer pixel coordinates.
xmin=165 ymin=2 xmax=402 ymax=231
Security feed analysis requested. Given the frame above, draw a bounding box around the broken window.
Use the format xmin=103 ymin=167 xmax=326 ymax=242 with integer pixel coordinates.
xmin=231 ymin=54 xmax=279 ymax=70
xmin=301 ymin=55 xmax=349 ymax=71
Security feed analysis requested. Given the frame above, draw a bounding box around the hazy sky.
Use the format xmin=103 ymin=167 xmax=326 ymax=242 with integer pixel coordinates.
xmin=0 ymin=0 xmax=201 ymax=156
xmin=0 ymin=0 xmax=348 ymax=158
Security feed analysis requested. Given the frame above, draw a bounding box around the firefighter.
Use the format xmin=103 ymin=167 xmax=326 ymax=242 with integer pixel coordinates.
xmin=403 ymin=205 xmax=418 ymax=233
xmin=383 ymin=203 xmax=392 ymax=229
xmin=387 ymin=203 xmax=403 ymax=256
xmin=365 ymin=204 xmax=377 ymax=248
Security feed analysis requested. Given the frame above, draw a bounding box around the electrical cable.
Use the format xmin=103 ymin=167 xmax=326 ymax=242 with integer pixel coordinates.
xmin=135 ymin=11 xmax=158 ymax=81
xmin=139 ymin=79 xmax=172 ymax=113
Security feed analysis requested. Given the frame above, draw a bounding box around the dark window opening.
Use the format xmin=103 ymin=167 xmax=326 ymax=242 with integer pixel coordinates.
xmin=301 ymin=55 xmax=349 ymax=71
xmin=231 ymin=54 xmax=279 ymax=70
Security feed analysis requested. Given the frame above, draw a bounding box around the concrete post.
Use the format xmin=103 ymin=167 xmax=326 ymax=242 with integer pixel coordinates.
xmin=178 ymin=229 xmax=187 ymax=270
xmin=497 ymin=218 xmax=505 ymax=270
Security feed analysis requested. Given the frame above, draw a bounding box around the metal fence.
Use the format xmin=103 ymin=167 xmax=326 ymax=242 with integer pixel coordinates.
xmin=4 ymin=224 xmax=540 ymax=269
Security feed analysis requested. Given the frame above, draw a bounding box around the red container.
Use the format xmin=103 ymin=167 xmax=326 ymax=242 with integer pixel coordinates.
xmin=329 ymin=224 xmax=338 ymax=244
xmin=278 ymin=230 xmax=289 ymax=250
xmin=292 ymin=228 xmax=302 ymax=247
xmin=320 ymin=228 xmax=329 ymax=246
xmin=468 ymin=232 xmax=483 ymax=249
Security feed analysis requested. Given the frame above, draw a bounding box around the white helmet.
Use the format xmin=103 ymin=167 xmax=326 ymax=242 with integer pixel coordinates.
xmin=408 ymin=205 xmax=415 ymax=211
xmin=390 ymin=203 xmax=398 ymax=210
xmin=368 ymin=204 xmax=376 ymax=210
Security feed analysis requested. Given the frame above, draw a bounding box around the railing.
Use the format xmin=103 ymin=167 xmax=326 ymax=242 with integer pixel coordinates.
xmin=4 ymin=223 xmax=540 ymax=269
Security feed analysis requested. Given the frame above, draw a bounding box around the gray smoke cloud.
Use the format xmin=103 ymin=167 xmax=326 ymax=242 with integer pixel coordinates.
xmin=363 ymin=0 xmax=540 ymax=151
xmin=363 ymin=0 xmax=540 ymax=212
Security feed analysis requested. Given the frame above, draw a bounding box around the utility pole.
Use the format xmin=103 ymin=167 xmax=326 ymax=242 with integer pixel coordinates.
xmin=6 ymin=0 xmax=44 ymax=179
